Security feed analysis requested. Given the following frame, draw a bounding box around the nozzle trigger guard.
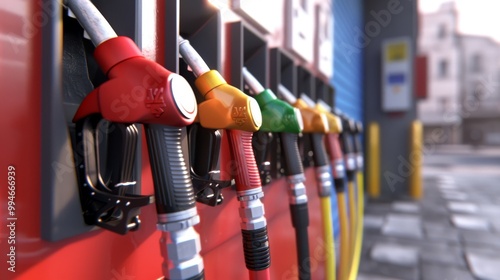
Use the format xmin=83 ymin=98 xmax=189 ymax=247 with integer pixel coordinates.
xmin=74 ymin=115 xmax=153 ymax=234
xmin=188 ymin=124 xmax=232 ymax=206
xmin=191 ymin=171 xmax=232 ymax=206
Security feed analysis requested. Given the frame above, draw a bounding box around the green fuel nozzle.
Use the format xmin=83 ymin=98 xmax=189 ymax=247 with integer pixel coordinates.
xmin=242 ymin=67 xmax=303 ymax=133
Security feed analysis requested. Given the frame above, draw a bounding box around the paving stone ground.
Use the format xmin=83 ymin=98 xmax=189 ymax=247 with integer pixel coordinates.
xmin=358 ymin=146 xmax=500 ymax=280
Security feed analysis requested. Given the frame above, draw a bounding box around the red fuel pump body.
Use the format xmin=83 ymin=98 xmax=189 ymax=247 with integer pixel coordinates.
xmin=0 ymin=2 xmax=329 ymax=279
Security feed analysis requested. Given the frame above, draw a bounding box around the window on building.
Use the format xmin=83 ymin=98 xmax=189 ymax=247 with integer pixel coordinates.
xmin=438 ymin=59 xmax=448 ymax=78
xmin=471 ymin=54 xmax=483 ymax=73
xmin=300 ymin=0 xmax=308 ymax=11
xmin=438 ymin=24 xmax=447 ymax=39
xmin=473 ymin=82 xmax=486 ymax=100
xmin=439 ymin=96 xmax=451 ymax=111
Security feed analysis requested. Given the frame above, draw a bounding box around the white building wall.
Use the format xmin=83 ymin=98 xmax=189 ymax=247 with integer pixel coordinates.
xmin=461 ymin=36 xmax=500 ymax=112
xmin=418 ymin=2 xmax=500 ymax=145
xmin=418 ymin=3 xmax=461 ymax=126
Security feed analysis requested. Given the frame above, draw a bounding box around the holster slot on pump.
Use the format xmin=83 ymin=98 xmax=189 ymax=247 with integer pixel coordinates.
xmin=74 ymin=115 xmax=152 ymax=234
xmin=188 ymin=124 xmax=232 ymax=206
xmin=63 ymin=13 xmax=152 ymax=235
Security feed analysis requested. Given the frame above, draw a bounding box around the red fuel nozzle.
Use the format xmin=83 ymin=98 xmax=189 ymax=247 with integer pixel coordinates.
xmin=73 ymin=36 xmax=197 ymax=126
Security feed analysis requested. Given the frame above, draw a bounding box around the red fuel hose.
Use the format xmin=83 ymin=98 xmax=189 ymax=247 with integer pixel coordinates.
xmin=227 ymin=130 xmax=271 ymax=280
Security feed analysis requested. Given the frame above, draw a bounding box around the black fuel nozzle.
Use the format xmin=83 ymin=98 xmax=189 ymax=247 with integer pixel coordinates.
xmin=353 ymin=121 xmax=364 ymax=171
xmin=338 ymin=114 xmax=357 ymax=181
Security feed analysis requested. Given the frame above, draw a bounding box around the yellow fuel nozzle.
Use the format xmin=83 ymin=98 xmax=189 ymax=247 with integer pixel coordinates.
xmin=316 ymin=99 xmax=343 ymax=134
xmin=277 ymin=85 xmax=329 ymax=134
xmin=195 ymin=70 xmax=262 ymax=131
xmin=179 ymin=37 xmax=261 ymax=132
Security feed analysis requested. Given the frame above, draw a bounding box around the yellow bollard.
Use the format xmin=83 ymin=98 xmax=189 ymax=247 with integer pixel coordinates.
xmin=409 ymin=120 xmax=423 ymax=199
xmin=367 ymin=122 xmax=380 ymax=198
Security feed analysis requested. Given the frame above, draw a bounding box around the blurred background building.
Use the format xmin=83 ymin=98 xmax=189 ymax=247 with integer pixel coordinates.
xmin=418 ymin=2 xmax=500 ymax=146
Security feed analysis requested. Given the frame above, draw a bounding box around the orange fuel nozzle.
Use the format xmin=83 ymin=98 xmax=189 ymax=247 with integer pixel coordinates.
xmin=315 ymin=99 xmax=343 ymax=134
xmin=179 ymin=38 xmax=262 ymax=132
xmin=277 ymin=85 xmax=329 ymax=134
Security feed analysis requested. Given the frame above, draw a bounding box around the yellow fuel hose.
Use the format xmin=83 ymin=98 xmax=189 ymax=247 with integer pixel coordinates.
xmin=320 ymin=196 xmax=336 ymax=280
xmin=348 ymin=172 xmax=365 ymax=280
xmin=347 ymin=180 xmax=357 ymax=269
xmin=337 ymin=191 xmax=350 ymax=280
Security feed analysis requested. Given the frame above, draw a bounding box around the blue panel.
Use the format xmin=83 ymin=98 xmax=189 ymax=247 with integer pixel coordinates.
xmin=388 ymin=73 xmax=406 ymax=84
xmin=330 ymin=0 xmax=364 ymax=241
xmin=332 ymin=0 xmax=364 ymax=122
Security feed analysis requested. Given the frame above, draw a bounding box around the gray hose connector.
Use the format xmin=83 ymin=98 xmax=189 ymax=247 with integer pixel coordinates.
xmin=178 ymin=36 xmax=210 ymax=78
xmin=65 ymin=0 xmax=117 ymax=46
xmin=278 ymin=84 xmax=297 ymax=104
xmin=242 ymin=67 xmax=265 ymax=94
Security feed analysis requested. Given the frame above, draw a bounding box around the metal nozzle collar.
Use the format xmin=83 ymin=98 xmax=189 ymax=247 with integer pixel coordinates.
xmin=157 ymin=215 xmax=200 ymax=232
xmin=286 ymin=173 xmax=306 ymax=185
xmin=333 ymin=159 xmax=346 ymax=179
xmin=315 ymin=165 xmax=332 ymax=197
xmin=157 ymin=208 xmax=200 ymax=232
xmin=239 ymin=197 xmax=267 ymax=230
xmin=344 ymin=153 xmax=357 ymax=171
xmin=159 ymin=227 xmax=204 ymax=279
xmin=286 ymin=176 xmax=308 ymax=205
xmin=356 ymin=154 xmax=364 ymax=170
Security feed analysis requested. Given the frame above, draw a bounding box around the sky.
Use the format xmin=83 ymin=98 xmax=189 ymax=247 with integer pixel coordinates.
xmin=419 ymin=0 xmax=500 ymax=43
